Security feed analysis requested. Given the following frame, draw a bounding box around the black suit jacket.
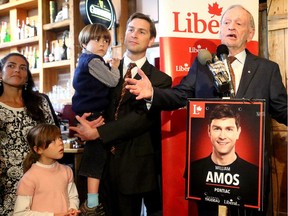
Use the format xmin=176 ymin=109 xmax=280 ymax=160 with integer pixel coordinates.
xmin=98 ymin=60 xmax=172 ymax=194
xmin=153 ymin=49 xmax=287 ymax=126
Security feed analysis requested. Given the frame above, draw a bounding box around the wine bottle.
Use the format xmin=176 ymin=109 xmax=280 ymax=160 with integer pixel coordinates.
xmin=44 ymin=40 xmax=51 ymax=63
xmin=61 ymin=36 xmax=67 ymax=60
xmin=54 ymin=40 xmax=61 ymax=61
xmin=49 ymin=42 xmax=55 ymax=62
xmin=62 ymin=0 xmax=69 ymax=20
xmin=25 ymin=17 xmax=31 ymax=39
xmin=20 ymin=20 xmax=25 ymax=39
xmin=16 ymin=19 xmax=21 ymax=40
xmin=30 ymin=20 xmax=37 ymax=37
xmin=32 ymin=47 xmax=38 ymax=69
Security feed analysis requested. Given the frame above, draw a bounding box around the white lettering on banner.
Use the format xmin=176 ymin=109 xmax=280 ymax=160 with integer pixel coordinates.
xmin=215 ymin=166 xmax=231 ymax=171
xmin=205 ymin=196 xmax=221 ymax=203
xmin=188 ymin=45 xmax=207 ymax=53
xmin=206 ymin=171 xmax=240 ymax=186
xmin=224 ymin=199 xmax=240 ymax=206
xmin=175 ymin=63 xmax=190 ymax=72
xmin=214 ymin=187 xmax=230 ymax=194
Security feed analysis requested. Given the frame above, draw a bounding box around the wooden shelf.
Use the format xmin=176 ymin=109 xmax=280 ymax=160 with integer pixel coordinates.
xmin=0 ymin=36 xmax=39 ymax=49
xmin=43 ymin=60 xmax=71 ymax=69
xmin=43 ymin=19 xmax=70 ymax=31
xmin=0 ymin=0 xmax=37 ymax=15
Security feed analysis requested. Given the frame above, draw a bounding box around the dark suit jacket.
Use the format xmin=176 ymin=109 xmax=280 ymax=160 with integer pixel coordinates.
xmin=97 ymin=60 xmax=172 ymax=195
xmin=153 ymin=49 xmax=287 ymax=126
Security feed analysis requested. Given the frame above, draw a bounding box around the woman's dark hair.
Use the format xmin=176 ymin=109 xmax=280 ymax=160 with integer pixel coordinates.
xmin=0 ymin=53 xmax=46 ymax=122
xmin=126 ymin=12 xmax=157 ymax=39
xmin=23 ymin=124 xmax=61 ymax=173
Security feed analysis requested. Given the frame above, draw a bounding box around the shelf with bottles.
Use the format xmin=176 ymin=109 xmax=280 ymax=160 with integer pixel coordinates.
xmin=0 ymin=36 xmax=39 ymax=49
xmin=42 ymin=0 xmax=70 ymax=25
xmin=43 ymin=30 xmax=70 ymax=64
xmin=0 ymin=6 xmax=39 ymax=52
xmin=24 ymin=45 xmax=39 ymax=66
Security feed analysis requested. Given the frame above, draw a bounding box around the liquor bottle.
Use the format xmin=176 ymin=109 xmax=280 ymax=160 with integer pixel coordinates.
xmin=54 ymin=40 xmax=61 ymax=61
xmin=30 ymin=20 xmax=37 ymax=37
xmin=1 ymin=21 xmax=6 ymax=43
xmin=24 ymin=46 xmax=29 ymax=60
xmin=28 ymin=46 xmax=33 ymax=67
xmin=61 ymin=36 xmax=67 ymax=60
xmin=44 ymin=40 xmax=51 ymax=63
xmin=20 ymin=20 xmax=25 ymax=39
xmin=1 ymin=22 xmax=11 ymax=42
xmin=25 ymin=17 xmax=31 ymax=38
xmin=49 ymin=1 xmax=57 ymax=23
xmin=62 ymin=0 xmax=69 ymax=20
xmin=16 ymin=19 xmax=21 ymax=40
xmin=49 ymin=42 xmax=55 ymax=62
xmin=32 ymin=47 xmax=38 ymax=69
xmin=65 ymin=31 xmax=71 ymax=60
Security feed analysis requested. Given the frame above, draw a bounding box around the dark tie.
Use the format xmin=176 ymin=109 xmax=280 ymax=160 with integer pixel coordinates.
xmin=114 ymin=63 xmax=137 ymax=120
xmin=228 ymin=56 xmax=237 ymax=95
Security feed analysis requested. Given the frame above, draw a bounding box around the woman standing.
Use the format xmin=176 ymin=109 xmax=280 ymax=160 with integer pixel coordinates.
xmin=0 ymin=53 xmax=57 ymax=215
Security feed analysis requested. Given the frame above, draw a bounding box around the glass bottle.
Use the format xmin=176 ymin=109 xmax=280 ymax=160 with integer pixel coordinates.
xmin=44 ymin=40 xmax=51 ymax=63
xmin=20 ymin=20 xmax=25 ymax=39
xmin=54 ymin=40 xmax=61 ymax=61
xmin=61 ymin=36 xmax=67 ymax=60
xmin=49 ymin=42 xmax=55 ymax=62
xmin=3 ymin=22 xmax=10 ymax=42
xmin=1 ymin=21 xmax=7 ymax=43
xmin=30 ymin=20 xmax=37 ymax=37
xmin=32 ymin=47 xmax=38 ymax=69
xmin=49 ymin=1 xmax=57 ymax=23
xmin=25 ymin=17 xmax=31 ymax=39
xmin=62 ymin=0 xmax=69 ymax=20
xmin=16 ymin=19 xmax=21 ymax=40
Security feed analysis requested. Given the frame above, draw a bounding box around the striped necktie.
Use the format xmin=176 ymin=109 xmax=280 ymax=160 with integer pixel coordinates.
xmin=228 ymin=56 xmax=237 ymax=96
xmin=114 ymin=63 xmax=137 ymax=120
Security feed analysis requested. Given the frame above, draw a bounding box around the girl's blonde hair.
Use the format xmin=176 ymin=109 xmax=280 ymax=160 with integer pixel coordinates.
xmin=23 ymin=124 xmax=61 ymax=173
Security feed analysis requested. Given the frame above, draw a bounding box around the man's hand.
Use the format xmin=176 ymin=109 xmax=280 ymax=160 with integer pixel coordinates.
xmin=125 ymin=68 xmax=153 ymax=100
xmin=69 ymin=114 xmax=103 ymax=141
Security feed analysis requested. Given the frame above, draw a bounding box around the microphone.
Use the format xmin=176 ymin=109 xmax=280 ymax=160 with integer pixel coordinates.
xmin=198 ymin=49 xmax=213 ymax=65
xmin=216 ymin=44 xmax=235 ymax=97
xmin=198 ymin=49 xmax=230 ymax=94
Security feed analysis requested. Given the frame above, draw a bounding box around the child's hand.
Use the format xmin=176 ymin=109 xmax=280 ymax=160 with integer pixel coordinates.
xmin=68 ymin=208 xmax=81 ymax=215
xmin=109 ymin=58 xmax=120 ymax=69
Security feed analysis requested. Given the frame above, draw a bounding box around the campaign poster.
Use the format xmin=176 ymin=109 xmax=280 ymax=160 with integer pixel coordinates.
xmin=186 ymin=99 xmax=265 ymax=209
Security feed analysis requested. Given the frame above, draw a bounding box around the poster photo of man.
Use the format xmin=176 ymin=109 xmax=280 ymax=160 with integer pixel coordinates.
xmin=186 ymin=99 xmax=265 ymax=209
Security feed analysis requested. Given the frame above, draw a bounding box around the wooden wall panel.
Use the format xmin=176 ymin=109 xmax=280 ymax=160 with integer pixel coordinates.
xmin=268 ymin=0 xmax=288 ymax=215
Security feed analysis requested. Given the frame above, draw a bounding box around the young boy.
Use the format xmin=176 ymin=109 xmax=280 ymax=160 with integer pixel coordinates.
xmin=72 ymin=23 xmax=120 ymax=215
